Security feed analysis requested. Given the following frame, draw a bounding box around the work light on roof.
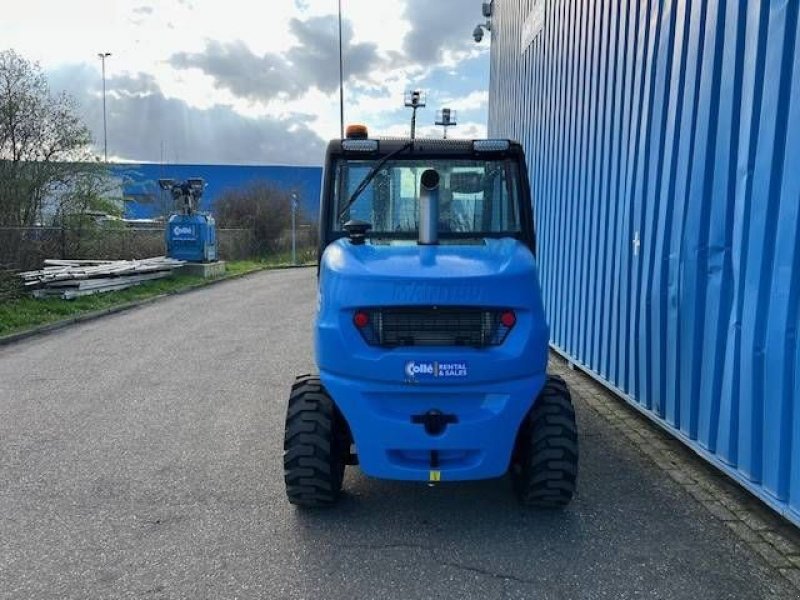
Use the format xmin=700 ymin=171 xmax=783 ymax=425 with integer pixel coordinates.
xmin=342 ymin=139 xmax=379 ymax=152
xmin=473 ymin=139 xmax=510 ymax=152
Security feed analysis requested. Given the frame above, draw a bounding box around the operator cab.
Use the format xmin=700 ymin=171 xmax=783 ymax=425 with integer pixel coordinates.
xmin=318 ymin=125 xmax=536 ymax=256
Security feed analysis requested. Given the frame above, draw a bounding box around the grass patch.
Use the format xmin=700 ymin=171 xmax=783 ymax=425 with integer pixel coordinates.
xmin=0 ymin=259 xmax=283 ymax=338
xmin=257 ymin=251 xmax=317 ymax=267
xmin=224 ymin=260 xmax=271 ymax=276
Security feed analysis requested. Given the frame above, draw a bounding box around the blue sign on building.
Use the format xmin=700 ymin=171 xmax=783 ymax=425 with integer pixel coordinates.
xmin=112 ymin=163 xmax=323 ymax=221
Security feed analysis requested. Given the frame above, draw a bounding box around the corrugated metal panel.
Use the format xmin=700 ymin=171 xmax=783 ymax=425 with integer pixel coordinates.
xmin=488 ymin=0 xmax=800 ymax=526
xmin=114 ymin=164 xmax=323 ymax=219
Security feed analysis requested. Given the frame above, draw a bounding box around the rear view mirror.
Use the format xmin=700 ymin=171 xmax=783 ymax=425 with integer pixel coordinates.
xmin=450 ymin=172 xmax=484 ymax=195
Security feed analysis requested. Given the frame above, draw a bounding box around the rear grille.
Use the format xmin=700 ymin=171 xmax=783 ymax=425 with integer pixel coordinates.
xmin=356 ymin=307 xmax=514 ymax=348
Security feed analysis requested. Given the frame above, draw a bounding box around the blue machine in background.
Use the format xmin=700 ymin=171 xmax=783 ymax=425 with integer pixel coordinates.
xmin=160 ymin=178 xmax=218 ymax=263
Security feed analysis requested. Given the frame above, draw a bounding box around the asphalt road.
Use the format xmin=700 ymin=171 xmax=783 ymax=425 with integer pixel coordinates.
xmin=0 ymin=268 xmax=795 ymax=599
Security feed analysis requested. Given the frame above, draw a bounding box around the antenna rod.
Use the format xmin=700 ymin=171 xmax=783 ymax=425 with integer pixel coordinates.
xmin=338 ymin=0 xmax=345 ymax=139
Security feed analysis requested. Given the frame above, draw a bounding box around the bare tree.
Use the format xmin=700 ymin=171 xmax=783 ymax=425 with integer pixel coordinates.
xmin=215 ymin=182 xmax=311 ymax=255
xmin=0 ymin=49 xmax=106 ymax=226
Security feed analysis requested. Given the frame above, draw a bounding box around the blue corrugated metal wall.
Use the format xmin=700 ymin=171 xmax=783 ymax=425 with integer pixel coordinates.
xmin=488 ymin=0 xmax=800 ymax=526
xmin=113 ymin=164 xmax=323 ymax=220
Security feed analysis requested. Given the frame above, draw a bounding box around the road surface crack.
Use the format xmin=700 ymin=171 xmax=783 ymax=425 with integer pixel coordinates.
xmin=331 ymin=541 xmax=433 ymax=552
xmin=435 ymin=558 xmax=537 ymax=585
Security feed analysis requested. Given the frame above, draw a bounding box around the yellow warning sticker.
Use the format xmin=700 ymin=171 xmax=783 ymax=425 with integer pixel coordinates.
xmin=429 ymin=470 xmax=441 ymax=482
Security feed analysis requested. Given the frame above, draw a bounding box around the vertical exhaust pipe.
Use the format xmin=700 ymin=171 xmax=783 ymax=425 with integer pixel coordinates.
xmin=419 ymin=169 xmax=440 ymax=245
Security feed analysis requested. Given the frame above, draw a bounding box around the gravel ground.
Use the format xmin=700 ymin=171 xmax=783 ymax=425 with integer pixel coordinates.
xmin=0 ymin=267 xmax=796 ymax=599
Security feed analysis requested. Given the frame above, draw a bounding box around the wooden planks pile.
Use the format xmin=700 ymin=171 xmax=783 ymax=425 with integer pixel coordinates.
xmin=19 ymin=257 xmax=185 ymax=300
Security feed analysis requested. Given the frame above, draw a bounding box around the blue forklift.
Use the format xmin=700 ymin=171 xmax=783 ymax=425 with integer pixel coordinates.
xmin=284 ymin=126 xmax=578 ymax=507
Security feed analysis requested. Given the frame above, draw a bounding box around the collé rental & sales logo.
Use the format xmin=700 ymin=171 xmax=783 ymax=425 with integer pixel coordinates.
xmin=404 ymin=360 xmax=468 ymax=381
xmin=173 ymin=225 xmax=196 ymax=238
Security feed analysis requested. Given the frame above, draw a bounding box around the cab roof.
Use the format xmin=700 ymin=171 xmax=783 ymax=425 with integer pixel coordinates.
xmin=326 ymin=137 xmax=524 ymax=158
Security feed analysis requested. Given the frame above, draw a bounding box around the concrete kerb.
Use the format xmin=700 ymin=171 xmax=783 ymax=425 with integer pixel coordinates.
xmin=0 ymin=264 xmax=315 ymax=347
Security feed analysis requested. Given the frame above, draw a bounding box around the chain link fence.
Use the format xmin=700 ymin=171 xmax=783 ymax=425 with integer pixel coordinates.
xmin=0 ymin=226 xmax=260 ymax=271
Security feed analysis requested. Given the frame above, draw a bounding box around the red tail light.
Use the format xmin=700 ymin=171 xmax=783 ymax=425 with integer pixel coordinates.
xmin=500 ymin=310 xmax=516 ymax=328
xmin=353 ymin=311 xmax=370 ymax=328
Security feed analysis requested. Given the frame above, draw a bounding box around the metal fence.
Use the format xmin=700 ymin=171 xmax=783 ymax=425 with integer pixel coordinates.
xmin=0 ymin=227 xmax=256 ymax=270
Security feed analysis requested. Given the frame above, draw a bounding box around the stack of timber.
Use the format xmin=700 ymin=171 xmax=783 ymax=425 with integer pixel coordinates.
xmin=19 ymin=257 xmax=185 ymax=299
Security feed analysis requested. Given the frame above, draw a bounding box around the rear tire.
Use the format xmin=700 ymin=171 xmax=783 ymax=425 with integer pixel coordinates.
xmin=283 ymin=375 xmax=345 ymax=507
xmin=513 ymin=375 xmax=578 ymax=507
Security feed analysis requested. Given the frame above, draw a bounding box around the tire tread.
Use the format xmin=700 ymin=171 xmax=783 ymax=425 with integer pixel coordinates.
xmin=283 ymin=375 xmax=344 ymax=507
xmin=514 ymin=375 xmax=579 ymax=508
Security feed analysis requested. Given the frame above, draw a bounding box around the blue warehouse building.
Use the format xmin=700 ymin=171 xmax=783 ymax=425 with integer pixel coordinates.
xmin=487 ymin=0 xmax=800 ymax=526
xmin=112 ymin=163 xmax=323 ymax=221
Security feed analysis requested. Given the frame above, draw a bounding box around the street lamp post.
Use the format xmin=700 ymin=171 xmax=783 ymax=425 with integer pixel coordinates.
xmin=97 ymin=52 xmax=112 ymax=162
xmin=290 ymin=192 xmax=298 ymax=265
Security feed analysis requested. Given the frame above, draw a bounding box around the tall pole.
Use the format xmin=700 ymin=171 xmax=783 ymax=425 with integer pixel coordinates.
xmin=436 ymin=108 xmax=456 ymax=139
xmin=405 ymin=91 xmax=425 ymax=140
xmin=97 ymin=52 xmax=111 ymax=162
xmin=338 ymin=0 xmax=345 ymax=138
xmin=291 ymin=192 xmax=298 ymax=265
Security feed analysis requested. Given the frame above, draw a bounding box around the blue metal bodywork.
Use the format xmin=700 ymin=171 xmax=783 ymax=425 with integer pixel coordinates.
xmin=316 ymin=237 xmax=549 ymax=481
xmin=165 ymin=214 xmax=218 ymax=262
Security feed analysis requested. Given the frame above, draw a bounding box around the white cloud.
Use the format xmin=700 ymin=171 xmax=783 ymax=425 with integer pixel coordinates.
xmin=441 ymin=90 xmax=489 ymax=112
xmin=382 ymin=121 xmax=487 ymax=140
xmin=2 ymin=0 xmax=490 ymax=162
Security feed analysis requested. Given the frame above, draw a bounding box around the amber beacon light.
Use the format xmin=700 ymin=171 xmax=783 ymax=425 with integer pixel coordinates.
xmin=345 ymin=124 xmax=369 ymax=139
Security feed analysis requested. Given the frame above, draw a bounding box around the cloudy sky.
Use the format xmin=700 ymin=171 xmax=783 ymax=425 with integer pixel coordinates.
xmin=2 ymin=0 xmax=491 ymax=166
